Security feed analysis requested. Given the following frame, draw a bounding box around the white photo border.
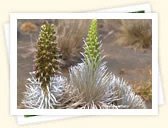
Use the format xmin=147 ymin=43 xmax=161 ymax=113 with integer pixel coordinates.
xmin=90 ymin=3 xmax=151 ymax=12
xmin=16 ymin=4 xmax=162 ymax=124
xmin=10 ymin=13 xmax=158 ymax=115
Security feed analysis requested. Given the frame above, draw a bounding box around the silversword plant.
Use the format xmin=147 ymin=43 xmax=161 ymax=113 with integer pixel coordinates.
xmin=57 ymin=19 xmax=146 ymax=109
xmin=22 ymin=22 xmax=66 ymax=109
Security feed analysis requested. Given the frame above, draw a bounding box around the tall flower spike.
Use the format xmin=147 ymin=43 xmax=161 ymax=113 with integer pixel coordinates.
xmin=59 ymin=19 xmax=146 ymax=109
xmin=83 ymin=19 xmax=101 ymax=69
xmin=35 ymin=21 xmax=61 ymax=93
xmin=21 ymin=21 xmax=66 ymax=109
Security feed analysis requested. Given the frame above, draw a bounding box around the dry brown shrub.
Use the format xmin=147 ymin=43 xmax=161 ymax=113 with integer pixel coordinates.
xmin=115 ymin=19 xmax=152 ymax=49
xmin=55 ymin=19 xmax=90 ymax=67
xmin=132 ymin=68 xmax=152 ymax=101
xmin=20 ymin=21 xmax=38 ymax=33
xmin=19 ymin=21 xmax=38 ymax=44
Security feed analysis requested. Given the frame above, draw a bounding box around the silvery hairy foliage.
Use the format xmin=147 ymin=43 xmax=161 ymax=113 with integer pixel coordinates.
xmin=56 ymin=60 xmax=146 ymax=109
xmin=21 ymin=72 xmax=67 ymax=109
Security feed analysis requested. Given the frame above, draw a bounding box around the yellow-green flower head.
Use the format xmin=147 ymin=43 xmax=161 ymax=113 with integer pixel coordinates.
xmin=84 ymin=19 xmax=101 ymax=68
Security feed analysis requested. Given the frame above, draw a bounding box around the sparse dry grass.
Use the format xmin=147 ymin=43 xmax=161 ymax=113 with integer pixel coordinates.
xmin=115 ymin=19 xmax=152 ymax=49
xmin=19 ymin=21 xmax=38 ymax=44
xmin=55 ymin=20 xmax=90 ymax=67
xmin=131 ymin=67 xmax=152 ymax=102
xmin=100 ymin=19 xmax=122 ymax=32
xmin=19 ymin=21 xmax=38 ymax=34
xmin=132 ymin=80 xmax=152 ymax=101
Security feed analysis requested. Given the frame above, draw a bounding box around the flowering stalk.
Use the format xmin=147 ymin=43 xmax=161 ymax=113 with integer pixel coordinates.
xmin=83 ymin=19 xmax=101 ymax=69
xmin=35 ymin=21 xmax=61 ymax=93
xmin=22 ymin=22 xmax=66 ymax=109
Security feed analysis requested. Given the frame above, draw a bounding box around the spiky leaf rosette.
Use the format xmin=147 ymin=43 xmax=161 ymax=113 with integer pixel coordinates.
xmin=35 ymin=22 xmax=61 ymax=92
xmin=83 ymin=19 xmax=101 ymax=69
xmin=22 ymin=72 xmax=67 ymax=109
xmin=56 ymin=62 xmax=146 ymax=109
